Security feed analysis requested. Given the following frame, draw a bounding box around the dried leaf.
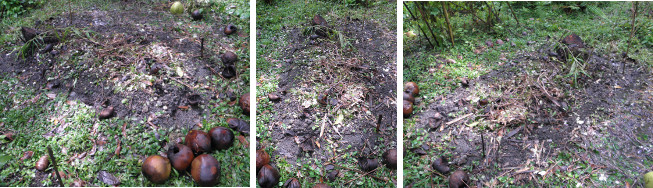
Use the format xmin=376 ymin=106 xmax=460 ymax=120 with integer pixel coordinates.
xmin=467 ymin=121 xmax=480 ymax=127
xmin=178 ymin=106 xmax=190 ymax=110
xmin=20 ymin=151 xmax=34 ymax=161
xmin=77 ymin=152 xmax=87 ymax=159
xmin=52 ymin=171 xmax=68 ymax=179
xmin=176 ymin=67 xmax=184 ymax=77
xmin=89 ymin=144 xmax=97 ymax=156
xmin=121 ymin=123 xmax=127 ymax=138
xmin=96 ymin=140 xmax=107 ymax=146
xmin=71 ymin=179 xmax=86 ymax=187
xmin=334 ymin=114 xmax=344 ymax=125
xmin=66 ymin=100 xmax=77 ymax=105
xmin=97 ymin=171 xmax=120 ymax=186
xmin=114 ymin=140 xmax=122 ymax=158
xmin=46 ymin=93 xmax=56 ymax=99
xmin=237 ymin=135 xmax=248 ymax=148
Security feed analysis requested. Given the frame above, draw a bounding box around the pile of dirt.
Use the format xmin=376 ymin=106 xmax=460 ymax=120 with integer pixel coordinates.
xmin=258 ymin=12 xmax=397 ymax=185
xmin=406 ymin=39 xmax=652 ymax=186
xmin=0 ymin=1 xmax=248 ymax=186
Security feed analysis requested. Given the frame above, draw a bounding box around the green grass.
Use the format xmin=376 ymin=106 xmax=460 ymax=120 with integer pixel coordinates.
xmin=0 ymin=73 xmax=249 ymax=187
xmin=404 ymin=2 xmax=652 ymax=100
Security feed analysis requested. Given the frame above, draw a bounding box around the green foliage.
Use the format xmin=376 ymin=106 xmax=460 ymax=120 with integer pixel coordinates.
xmin=324 ymin=0 xmax=371 ymax=7
xmin=565 ymin=52 xmax=590 ymax=88
xmin=0 ymin=0 xmax=42 ymax=18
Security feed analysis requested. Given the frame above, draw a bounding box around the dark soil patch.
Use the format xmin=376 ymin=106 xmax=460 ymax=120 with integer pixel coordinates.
xmin=0 ymin=0 xmax=248 ymax=186
xmin=259 ymin=13 xmax=397 ymax=185
xmin=407 ymin=41 xmax=652 ymax=186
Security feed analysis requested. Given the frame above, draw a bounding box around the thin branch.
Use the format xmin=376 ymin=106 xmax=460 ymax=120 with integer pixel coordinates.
xmin=625 ymin=1 xmax=638 ymax=74
xmin=47 ymin=146 xmax=64 ymax=187
xmin=416 ymin=2 xmax=441 ymax=47
xmin=507 ymin=2 xmax=520 ymax=25
xmin=441 ymin=2 xmax=455 ymax=46
xmin=403 ymin=2 xmax=435 ymax=47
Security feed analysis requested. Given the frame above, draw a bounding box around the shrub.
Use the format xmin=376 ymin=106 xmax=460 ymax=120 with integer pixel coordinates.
xmin=0 ymin=0 xmax=43 ymax=19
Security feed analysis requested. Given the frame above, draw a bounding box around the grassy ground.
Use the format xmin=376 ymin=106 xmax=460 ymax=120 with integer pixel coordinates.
xmin=0 ymin=75 xmax=247 ymax=187
xmin=0 ymin=0 xmax=249 ymax=186
xmin=404 ymin=1 xmax=652 ymax=102
xmin=404 ymin=2 xmax=652 ymax=187
xmin=257 ymin=0 xmax=397 ymax=187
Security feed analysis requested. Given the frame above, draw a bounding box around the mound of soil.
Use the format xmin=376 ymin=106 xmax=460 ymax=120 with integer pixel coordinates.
xmin=1 ymin=1 xmax=248 ymax=186
xmin=258 ymin=12 xmax=397 ymax=184
xmin=407 ymin=41 xmax=652 ymax=186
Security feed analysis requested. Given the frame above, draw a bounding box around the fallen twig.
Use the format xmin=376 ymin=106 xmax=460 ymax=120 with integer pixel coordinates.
xmin=445 ymin=113 xmax=473 ymax=126
xmin=535 ymin=77 xmax=563 ymax=110
xmin=169 ymin=76 xmax=194 ymax=89
xmin=319 ymin=113 xmax=327 ymax=138
xmin=375 ymin=114 xmax=382 ymax=132
xmin=327 ymin=163 xmax=388 ymax=183
xmin=147 ymin=121 xmax=159 ymax=130
xmin=47 ymin=146 xmax=64 ymax=187
xmin=344 ymin=165 xmax=387 ymax=185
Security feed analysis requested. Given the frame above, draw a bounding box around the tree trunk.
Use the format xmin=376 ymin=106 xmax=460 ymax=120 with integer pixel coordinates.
xmin=441 ymin=2 xmax=454 ymax=46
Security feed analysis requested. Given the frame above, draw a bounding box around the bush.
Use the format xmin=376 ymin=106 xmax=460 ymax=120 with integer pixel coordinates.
xmin=1 ymin=0 xmax=43 ymax=19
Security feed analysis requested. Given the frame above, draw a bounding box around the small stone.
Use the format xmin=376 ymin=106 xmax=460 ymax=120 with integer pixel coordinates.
xmin=496 ymin=39 xmax=504 ymax=45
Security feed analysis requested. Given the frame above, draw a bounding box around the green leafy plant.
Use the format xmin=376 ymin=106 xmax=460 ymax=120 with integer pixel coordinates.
xmin=566 ymin=52 xmax=590 ymax=87
xmin=0 ymin=0 xmax=43 ymax=19
xmin=16 ymin=34 xmax=43 ymax=59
